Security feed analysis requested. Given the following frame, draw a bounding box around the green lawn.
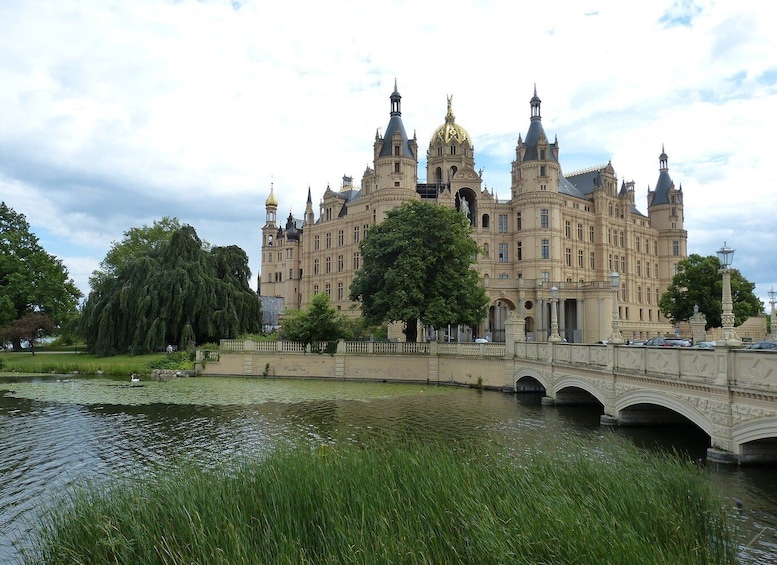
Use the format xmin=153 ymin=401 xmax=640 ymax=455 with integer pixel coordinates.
xmin=0 ymin=352 xmax=171 ymax=376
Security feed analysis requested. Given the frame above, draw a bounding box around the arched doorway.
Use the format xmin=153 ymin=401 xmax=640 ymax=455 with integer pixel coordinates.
xmin=488 ymin=299 xmax=515 ymax=342
xmin=525 ymin=316 xmax=535 ymax=341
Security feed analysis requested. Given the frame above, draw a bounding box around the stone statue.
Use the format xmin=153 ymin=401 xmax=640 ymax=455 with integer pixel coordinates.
xmin=459 ymin=195 xmax=470 ymax=219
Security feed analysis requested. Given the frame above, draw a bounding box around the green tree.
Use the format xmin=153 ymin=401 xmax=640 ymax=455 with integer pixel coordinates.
xmin=282 ymin=292 xmax=353 ymax=348
xmin=0 ymin=312 xmax=55 ymax=354
xmin=82 ymin=225 xmax=261 ymax=355
xmin=659 ymin=254 xmax=762 ymax=330
xmin=0 ymin=202 xmax=82 ymax=349
xmin=349 ymin=200 xmax=489 ymax=342
xmin=91 ymin=217 xmax=205 ymax=287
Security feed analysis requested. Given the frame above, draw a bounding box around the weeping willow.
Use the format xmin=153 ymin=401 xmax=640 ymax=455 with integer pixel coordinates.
xmin=82 ymin=226 xmax=261 ymax=356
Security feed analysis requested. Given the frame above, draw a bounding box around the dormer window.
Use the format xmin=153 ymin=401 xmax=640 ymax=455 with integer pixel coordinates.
xmin=540 ymin=149 xmax=545 ymax=160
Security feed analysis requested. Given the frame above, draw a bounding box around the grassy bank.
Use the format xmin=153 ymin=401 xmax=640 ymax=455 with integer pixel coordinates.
xmin=27 ymin=438 xmax=736 ymax=564
xmin=0 ymin=352 xmax=191 ymax=376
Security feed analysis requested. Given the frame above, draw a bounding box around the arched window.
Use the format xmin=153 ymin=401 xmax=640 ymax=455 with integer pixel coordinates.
xmin=482 ymin=214 xmax=490 ymax=229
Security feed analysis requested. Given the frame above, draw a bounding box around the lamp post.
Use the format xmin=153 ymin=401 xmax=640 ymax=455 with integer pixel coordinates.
xmin=549 ymin=286 xmax=562 ymax=342
xmin=769 ymin=287 xmax=776 ymax=341
xmin=608 ymin=271 xmax=624 ymax=344
xmin=715 ymin=242 xmax=742 ymax=348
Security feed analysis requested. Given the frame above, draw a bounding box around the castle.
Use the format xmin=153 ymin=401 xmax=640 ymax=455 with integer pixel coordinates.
xmin=260 ymin=84 xmax=687 ymax=343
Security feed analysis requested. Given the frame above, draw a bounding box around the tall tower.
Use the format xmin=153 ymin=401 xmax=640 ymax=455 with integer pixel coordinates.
xmin=648 ymin=147 xmax=687 ymax=289
xmin=259 ymin=182 xmax=279 ymax=292
xmin=370 ymin=81 xmax=419 ymax=221
xmin=512 ymin=87 xmax=563 ymax=282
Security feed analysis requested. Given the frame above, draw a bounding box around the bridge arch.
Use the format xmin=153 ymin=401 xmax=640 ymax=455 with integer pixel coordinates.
xmin=732 ymin=417 xmax=777 ymax=447
xmin=514 ymin=368 xmax=547 ymax=392
xmin=615 ymin=390 xmax=713 ymax=436
xmin=552 ymin=375 xmax=607 ymax=407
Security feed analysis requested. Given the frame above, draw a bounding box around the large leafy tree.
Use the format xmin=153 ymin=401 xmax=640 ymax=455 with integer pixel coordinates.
xmin=90 ymin=217 xmax=202 ymax=287
xmin=0 ymin=202 xmax=82 ymax=348
xmin=0 ymin=312 xmax=55 ymax=355
xmin=82 ymin=225 xmax=261 ymax=355
xmin=659 ymin=254 xmax=762 ymax=330
xmin=282 ymin=292 xmax=353 ymax=347
xmin=349 ymin=200 xmax=489 ymax=342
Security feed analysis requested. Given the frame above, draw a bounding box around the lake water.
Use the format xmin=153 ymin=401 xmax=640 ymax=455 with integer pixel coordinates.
xmin=1 ymin=375 xmax=776 ymax=564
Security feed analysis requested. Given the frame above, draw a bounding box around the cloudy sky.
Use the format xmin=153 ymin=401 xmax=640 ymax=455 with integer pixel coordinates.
xmin=2 ymin=0 xmax=776 ymax=309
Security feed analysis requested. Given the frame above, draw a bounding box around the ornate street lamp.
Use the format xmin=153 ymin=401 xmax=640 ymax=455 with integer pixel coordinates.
xmin=549 ymin=286 xmax=562 ymax=342
xmin=608 ymin=271 xmax=624 ymax=344
xmin=715 ymin=242 xmax=742 ymax=347
xmin=769 ymin=287 xmax=776 ymax=340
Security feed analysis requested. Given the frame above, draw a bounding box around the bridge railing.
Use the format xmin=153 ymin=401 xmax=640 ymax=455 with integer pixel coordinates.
xmin=218 ymin=339 xmax=504 ymax=357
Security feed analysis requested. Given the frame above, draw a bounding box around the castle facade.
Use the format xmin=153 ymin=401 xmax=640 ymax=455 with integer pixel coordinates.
xmin=260 ymin=85 xmax=687 ymax=343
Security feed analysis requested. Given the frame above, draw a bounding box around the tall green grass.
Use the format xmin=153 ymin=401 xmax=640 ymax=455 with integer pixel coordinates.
xmin=0 ymin=352 xmax=170 ymax=376
xmin=26 ymin=438 xmax=736 ymax=564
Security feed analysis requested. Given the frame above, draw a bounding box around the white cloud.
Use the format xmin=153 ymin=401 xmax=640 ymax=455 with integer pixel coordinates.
xmin=1 ymin=0 xmax=775 ymax=301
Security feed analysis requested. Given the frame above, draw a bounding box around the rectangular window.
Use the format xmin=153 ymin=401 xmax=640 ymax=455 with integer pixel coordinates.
xmin=498 ymin=243 xmax=509 ymax=263
xmin=620 ymin=256 xmax=626 ymax=273
xmin=314 ymin=235 xmax=320 ymax=251
xmin=672 ymin=241 xmax=679 ymax=256
xmin=577 ymin=223 xmax=583 ymax=240
xmin=541 ymin=239 xmax=550 ymax=259
xmin=637 ymin=260 xmax=641 ymax=276
xmin=313 ymin=258 xmax=319 ymax=275
xmin=589 ymin=226 xmax=594 ymax=242
xmin=337 ymin=255 xmax=344 ymax=272
xmin=636 ymin=237 xmax=641 ymax=252
xmin=498 ymin=214 xmax=508 ymax=233
xmin=353 ymin=252 xmax=360 ymax=270
xmin=326 ymin=233 xmax=331 ymax=249
xmin=353 ymin=226 xmax=360 ymax=243
xmin=578 ymin=249 xmax=584 ymax=268
xmin=498 ymin=274 xmax=509 ymax=279
xmin=565 ymin=247 xmax=572 ymax=266
xmin=516 ymin=241 xmax=522 ymax=261
xmin=542 ymin=271 xmax=550 ymax=282
xmin=565 ymin=220 xmax=571 ymax=238
xmin=589 ymin=251 xmax=595 ymax=270
xmin=338 ymin=230 xmax=344 ymax=246
xmin=516 ymin=213 xmax=522 ymax=230
xmin=325 ymin=283 xmax=331 ymax=297
xmin=313 ymin=284 xmax=319 ymax=295
xmin=394 ymin=162 xmax=400 ymax=173
xmin=540 ymin=209 xmax=549 ymax=229
xmin=337 ymin=282 xmax=344 ymax=300
xmin=325 ymin=257 xmax=331 ymax=274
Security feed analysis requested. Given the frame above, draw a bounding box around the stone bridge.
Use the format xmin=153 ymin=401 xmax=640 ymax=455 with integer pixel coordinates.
xmin=203 ymin=338 xmax=777 ymax=464
xmin=509 ymin=341 xmax=777 ymax=464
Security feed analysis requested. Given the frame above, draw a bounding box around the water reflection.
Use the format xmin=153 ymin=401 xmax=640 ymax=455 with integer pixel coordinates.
xmin=1 ymin=377 xmax=776 ymax=563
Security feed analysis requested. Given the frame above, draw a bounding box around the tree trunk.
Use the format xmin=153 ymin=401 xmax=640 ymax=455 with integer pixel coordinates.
xmin=404 ymin=318 xmax=418 ymax=342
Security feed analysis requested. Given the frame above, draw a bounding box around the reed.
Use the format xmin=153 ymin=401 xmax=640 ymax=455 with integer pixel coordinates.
xmin=26 ymin=437 xmax=737 ymax=564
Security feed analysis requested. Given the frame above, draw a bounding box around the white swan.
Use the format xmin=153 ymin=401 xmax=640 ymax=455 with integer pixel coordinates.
xmin=130 ymin=374 xmax=140 ymax=383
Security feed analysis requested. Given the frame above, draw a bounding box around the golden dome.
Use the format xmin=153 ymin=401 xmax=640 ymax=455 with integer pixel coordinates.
xmin=265 ymin=185 xmax=278 ymax=207
xmin=431 ymin=95 xmax=471 ymax=146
